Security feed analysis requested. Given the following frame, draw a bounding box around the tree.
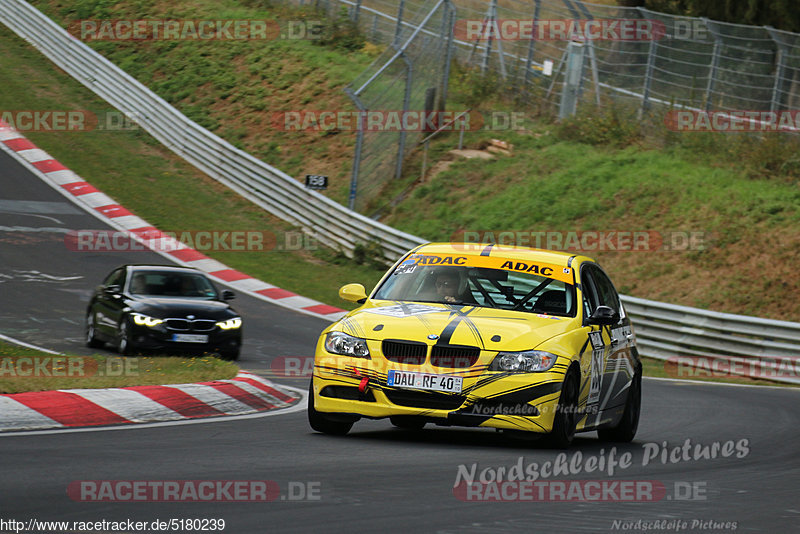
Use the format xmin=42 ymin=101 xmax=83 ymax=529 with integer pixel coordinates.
xmin=619 ymin=0 xmax=800 ymax=33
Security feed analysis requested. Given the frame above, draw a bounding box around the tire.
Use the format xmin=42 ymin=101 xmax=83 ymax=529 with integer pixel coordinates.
xmin=598 ymin=369 xmax=641 ymax=443
xmin=85 ymin=311 xmax=104 ymax=349
xmin=543 ymin=369 xmax=579 ymax=449
xmin=390 ymin=416 xmax=426 ymax=430
xmin=116 ymin=317 xmax=135 ymax=356
xmin=307 ymin=381 xmax=354 ymax=436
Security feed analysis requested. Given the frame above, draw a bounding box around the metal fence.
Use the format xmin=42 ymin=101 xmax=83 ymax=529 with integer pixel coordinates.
xmin=287 ymin=0 xmax=800 ymax=210
xmin=344 ymin=0 xmax=456 ymax=213
xmin=2 ymin=0 xmax=800 ymax=384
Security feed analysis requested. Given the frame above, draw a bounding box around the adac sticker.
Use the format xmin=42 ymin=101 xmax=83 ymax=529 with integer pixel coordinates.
xmin=393 ymin=253 xmax=573 ymax=283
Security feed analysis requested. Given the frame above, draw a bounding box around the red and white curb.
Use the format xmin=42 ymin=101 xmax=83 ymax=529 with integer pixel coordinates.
xmin=0 ymin=120 xmax=347 ymax=321
xmin=0 ymin=371 xmax=301 ymax=432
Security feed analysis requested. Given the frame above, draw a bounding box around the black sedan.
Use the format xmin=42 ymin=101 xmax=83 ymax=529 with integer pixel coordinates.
xmin=85 ymin=265 xmax=242 ymax=360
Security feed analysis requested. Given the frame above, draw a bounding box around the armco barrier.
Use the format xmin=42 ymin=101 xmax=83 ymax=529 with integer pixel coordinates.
xmin=1 ymin=0 xmax=799 ymax=384
xmin=621 ymin=296 xmax=800 ymax=385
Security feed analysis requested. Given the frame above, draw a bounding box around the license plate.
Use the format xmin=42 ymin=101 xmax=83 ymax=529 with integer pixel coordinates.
xmin=172 ymin=333 xmax=209 ymax=343
xmin=387 ymin=370 xmax=462 ymax=393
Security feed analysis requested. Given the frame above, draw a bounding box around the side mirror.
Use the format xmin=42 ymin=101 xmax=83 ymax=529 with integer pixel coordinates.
xmin=339 ymin=283 xmax=367 ymax=304
xmin=587 ymin=305 xmax=619 ymax=326
xmin=104 ymin=284 xmax=121 ymax=295
xmin=221 ymin=289 xmax=236 ymax=301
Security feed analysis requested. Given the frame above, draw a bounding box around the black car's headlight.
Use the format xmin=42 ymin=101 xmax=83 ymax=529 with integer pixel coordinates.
xmin=216 ymin=317 xmax=242 ymax=330
xmin=324 ymin=331 xmax=370 ymax=359
xmin=132 ymin=313 xmax=163 ymax=328
xmin=489 ymin=350 xmax=558 ymax=372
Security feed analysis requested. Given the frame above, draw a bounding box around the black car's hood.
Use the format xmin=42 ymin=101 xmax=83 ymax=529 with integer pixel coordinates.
xmin=129 ymin=297 xmax=237 ymax=319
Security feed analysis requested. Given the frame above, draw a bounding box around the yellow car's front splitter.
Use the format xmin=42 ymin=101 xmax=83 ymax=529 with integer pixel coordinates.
xmin=312 ymin=362 xmax=570 ymax=434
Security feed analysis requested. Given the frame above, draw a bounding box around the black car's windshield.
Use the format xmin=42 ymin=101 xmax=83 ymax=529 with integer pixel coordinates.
xmin=128 ymin=271 xmax=218 ymax=299
xmin=373 ymin=258 xmax=577 ymax=316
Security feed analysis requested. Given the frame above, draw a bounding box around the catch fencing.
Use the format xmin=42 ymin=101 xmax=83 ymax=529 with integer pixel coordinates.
xmin=289 ymin=0 xmax=800 ymax=210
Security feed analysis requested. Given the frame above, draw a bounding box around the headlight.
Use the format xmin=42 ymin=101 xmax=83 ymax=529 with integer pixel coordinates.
xmin=489 ymin=350 xmax=558 ymax=372
xmin=132 ymin=313 xmax=163 ymax=327
xmin=216 ymin=317 xmax=242 ymax=330
xmin=324 ymin=331 xmax=370 ymax=358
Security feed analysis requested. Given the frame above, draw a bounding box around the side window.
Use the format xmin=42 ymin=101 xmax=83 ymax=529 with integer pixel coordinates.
xmin=589 ymin=266 xmax=621 ymax=313
xmin=104 ymin=269 xmax=125 ymax=289
xmin=581 ymin=267 xmax=600 ymax=321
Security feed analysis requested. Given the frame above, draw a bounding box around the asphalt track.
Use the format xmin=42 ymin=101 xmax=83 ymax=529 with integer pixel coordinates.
xmin=2 ymin=146 xmax=800 ymax=533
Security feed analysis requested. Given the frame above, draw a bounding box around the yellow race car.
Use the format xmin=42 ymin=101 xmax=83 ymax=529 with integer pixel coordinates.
xmin=308 ymin=243 xmax=641 ymax=447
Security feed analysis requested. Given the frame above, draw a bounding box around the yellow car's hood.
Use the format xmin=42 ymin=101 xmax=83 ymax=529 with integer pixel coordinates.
xmin=335 ymin=301 xmax=577 ymax=352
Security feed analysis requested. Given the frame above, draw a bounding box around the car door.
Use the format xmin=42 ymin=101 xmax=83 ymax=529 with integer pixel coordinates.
xmin=581 ymin=264 xmax=635 ymax=426
xmin=94 ymin=268 xmax=127 ymax=335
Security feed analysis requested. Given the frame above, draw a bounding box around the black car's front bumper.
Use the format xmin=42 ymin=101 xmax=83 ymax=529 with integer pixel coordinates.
xmin=128 ymin=324 xmax=242 ymax=355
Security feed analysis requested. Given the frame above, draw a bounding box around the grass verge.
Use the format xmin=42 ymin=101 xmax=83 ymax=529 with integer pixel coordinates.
xmin=0 ymin=341 xmax=238 ymax=394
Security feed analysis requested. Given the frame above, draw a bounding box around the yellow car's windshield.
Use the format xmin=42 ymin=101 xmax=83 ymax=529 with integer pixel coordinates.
xmin=373 ymin=263 xmax=577 ymax=316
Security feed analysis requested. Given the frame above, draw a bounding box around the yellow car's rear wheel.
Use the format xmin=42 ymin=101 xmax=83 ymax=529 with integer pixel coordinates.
xmin=598 ymin=369 xmax=641 ymax=443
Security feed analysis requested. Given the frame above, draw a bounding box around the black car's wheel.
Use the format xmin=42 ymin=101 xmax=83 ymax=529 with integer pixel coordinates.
xmin=116 ymin=317 xmax=135 ymax=356
xmin=598 ymin=369 xmax=641 ymax=443
xmin=390 ymin=416 xmax=426 ymax=430
xmin=85 ymin=311 xmax=104 ymax=349
xmin=307 ymin=381 xmax=354 ymax=436
xmin=543 ymin=368 xmax=579 ymax=449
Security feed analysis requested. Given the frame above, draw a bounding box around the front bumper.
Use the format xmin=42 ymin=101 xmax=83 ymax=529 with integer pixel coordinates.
xmin=312 ymin=351 xmax=569 ymax=434
xmin=129 ymin=324 xmax=241 ymax=355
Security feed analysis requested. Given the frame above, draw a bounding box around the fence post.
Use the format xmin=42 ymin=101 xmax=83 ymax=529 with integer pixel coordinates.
xmin=346 ymin=90 xmax=365 ymax=211
xmin=437 ymin=2 xmax=456 ymax=111
xmin=353 ymin=0 xmax=362 ymax=23
xmin=641 ymin=37 xmax=657 ymax=114
xmin=703 ymin=18 xmax=721 ymax=112
xmin=395 ymin=54 xmax=413 ymax=179
xmin=765 ymin=26 xmax=787 ymax=113
xmin=481 ymin=0 xmax=498 ymax=74
xmin=559 ymin=38 xmax=585 ymax=118
xmin=522 ymin=0 xmax=541 ymax=89
xmin=394 ymin=0 xmax=405 ymax=47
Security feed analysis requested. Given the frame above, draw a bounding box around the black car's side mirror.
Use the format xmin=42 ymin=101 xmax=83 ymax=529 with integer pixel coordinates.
xmin=221 ymin=289 xmax=236 ymax=301
xmin=587 ymin=305 xmax=619 ymax=326
xmin=104 ymin=284 xmax=121 ymax=295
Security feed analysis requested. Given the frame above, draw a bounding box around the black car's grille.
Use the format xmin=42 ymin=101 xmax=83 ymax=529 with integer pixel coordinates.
xmin=382 ymin=340 xmax=427 ymax=365
xmin=165 ymin=318 xmax=217 ymax=332
xmin=384 ymin=389 xmax=466 ymax=410
xmin=430 ymin=345 xmax=480 ymax=368
xmin=191 ymin=320 xmax=217 ymax=332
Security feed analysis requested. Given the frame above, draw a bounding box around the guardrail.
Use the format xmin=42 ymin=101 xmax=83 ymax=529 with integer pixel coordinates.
xmin=2 ymin=0 xmax=799 ymax=385
xmin=621 ymin=296 xmax=800 ymax=385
